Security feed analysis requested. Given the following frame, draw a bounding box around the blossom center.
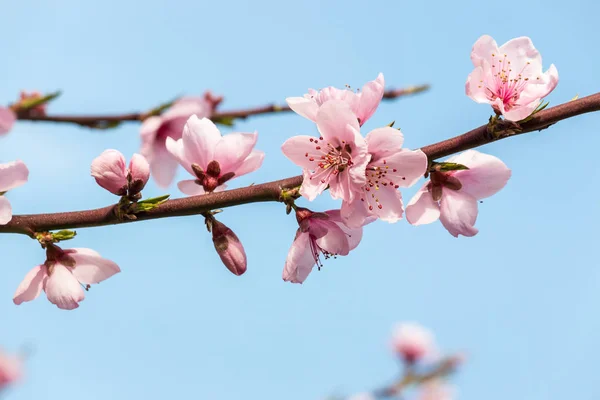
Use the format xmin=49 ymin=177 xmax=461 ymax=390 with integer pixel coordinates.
xmin=305 ymin=137 xmax=354 ymax=183
xmin=192 ymin=161 xmax=235 ymax=192
xmin=358 ymin=160 xmax=407 ymax=211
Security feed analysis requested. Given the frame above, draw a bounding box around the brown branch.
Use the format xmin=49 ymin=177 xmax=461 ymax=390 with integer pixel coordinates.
xmin=2 ymin=92 xmax=600 ymax=236
xmin=14 ymin=85 xmax=430 ymax=126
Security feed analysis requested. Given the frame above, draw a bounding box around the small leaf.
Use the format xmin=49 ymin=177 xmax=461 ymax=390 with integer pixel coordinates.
xmin=432 ymin=162 xmax=469 ymax=172
xmin=386 ymin=120 xmax=395 ymax=128
xmin=138 ymin=194 xmax=170 ymax=206
xmin=19 ymin=91 xmax=61 ymax=110
xmin=211 ymin=115 xmax=236 ymax=126
xmin=52 ymin=230 xmax=77 ymax=241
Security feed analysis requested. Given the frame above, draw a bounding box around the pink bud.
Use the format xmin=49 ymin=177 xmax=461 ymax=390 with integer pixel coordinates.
xmin=211 ymin=220 xmax=247 ymax=276
xmin=128 ymin=153 xmax=150 ymax=195
xmin=391 ymin=322 xmax=437 ymax=363
xmin=91 ymin=150 xmax=128 ymax=195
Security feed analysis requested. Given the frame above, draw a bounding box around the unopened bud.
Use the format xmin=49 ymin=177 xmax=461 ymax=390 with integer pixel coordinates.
xmin=211 ymin=220 xmax=247 ymax=276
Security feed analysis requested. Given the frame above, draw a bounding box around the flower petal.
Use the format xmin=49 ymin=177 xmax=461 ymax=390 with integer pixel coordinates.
xmin=282 ymin=232 xmax=315 ymax=284
xmin=149 ymin=146 xmax=180 ymax=188
xmin=286 ymin=97 xmax=319 ymax=122
xmin=356 ymin=73 xmax=384 ymax=125
xmin=439 ymin=189 xmax=479 ymax=237
xmin=233 ymin=150 xmax=264 ymax=178
xmin=213 ymin=132 xmax=258 ymax=173
xmin=13 ymin=265 xmax=47 ymax=305
xmin=281 ymin=135 xmax=323 ymax=170
xmin=44 ymin=264 xmax=85 ymax=310
xmin=499 ymin=36 xmax=542 ymax=75
xmin=380 ymin=149 xmax=428 ymax=188
xmin=300 ymin=169 xmax=330 ymax=201
xmin=182 ymin=115 xmax=221 ymax=169
xmin=90 ymin=150 xmax=128 ymax=195
xmin=315 ymin=100 xmax=360 ymax=145
xmin=69 ymin=249 xmax=121 ymax=285
xmin=0 ymin=107 xmax=16 ymax=135
xmin=465 ymin=65 xmax=490 ymax=103
xmin=177 ymin=179 xmax=206 ymax=195
xmin=0 ymin=160 xmax=29 ymax=192
xmin=365 ymin=127 xmax=404 ymax=161
xmin=325 ymin=209 xmax=363 ymax=250
xmin=0 ymin=196 xmax=12 ymax=225
xmin=315 ymin=220 xmax=350 ymax=256
xmin=470 ymin=35 xmax=499 ymax=67
xmin=405 ymin=184 xmax=441 ymax=226
xmin=129 ymin=153 xmax=150 ymax=186
xmin=448 ymin=150 xmax=511 ymax=199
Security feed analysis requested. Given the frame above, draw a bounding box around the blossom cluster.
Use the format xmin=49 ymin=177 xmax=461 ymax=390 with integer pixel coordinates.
xmin=0 ymin=34 xmax=558 ymax=309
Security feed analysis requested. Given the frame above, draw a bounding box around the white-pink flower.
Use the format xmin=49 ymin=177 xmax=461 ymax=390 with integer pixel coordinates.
xmin=0 ymin=107 xmax=16 ymax=135
xmin=418 ymin=381 xmax=454 ymax=400
xmin=466 ymin=35 xmax=559 ymax=121
xmin=0 ymin=160 xmax=29 ymax=225
xmin=140 ymin=94 xmax=221 ymax=188
xmin=281 ymin=101 xmax=369 ymax=202
xmin=0 ymin=349 xmax=21 ymax=390
xmin=283 ymin=208 xmax=362 ymax=284
xmin=166 ymin=115 xmax=264 ymax=195
xmin=13 ymin=247 xmax=121 ymax=310
xmin=91 ymin=150 xmax=150 ymax=197
xmin=406 ymin=150 xmax=511 ymax=237
xmin=286 ymin=73 xmax=384 ymax=126
xmin=341 ymin=127 xmax=428 ymax=227
xmin=391 ymin=322 xmax=437 ymax=363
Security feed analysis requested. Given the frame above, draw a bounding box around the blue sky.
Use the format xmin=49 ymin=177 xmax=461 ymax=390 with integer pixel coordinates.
xmin=1 ymin=0 xmax=599 ymax=399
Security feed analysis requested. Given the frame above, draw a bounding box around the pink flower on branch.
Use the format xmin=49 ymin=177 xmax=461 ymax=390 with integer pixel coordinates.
xmin=166 ymin=115 xmax=264 ymax=195
xmin=140 ymin=93 xmax=222 ymax=187
xmin=283 ymin=208 xmax=362 ymax=284
xmin=341 ymin=127 xmax=428 ymax=227
xmin=13 ymin=246 xmax=120 ymax=310
xmin=286 ymin=73 xmax=384 ymax=126
xmin=0 ymin=161 xmax=29 ymax=225
xmin=91 ymin=150 xmax=150 ymax=198
xmin=406 ymin=150 xmax=511 ymax=237
xmin=391 ymin=322 xmax=437 ymax=363
xmin=0 ymin=349 xmax=21 ymax=390
xmin=281 ymin=101 xmax=369 ymax=202
xmin=0 ymin=107 xmax=16 ymax=135
xmin=466 ymin=35 xmax=559 ymax=121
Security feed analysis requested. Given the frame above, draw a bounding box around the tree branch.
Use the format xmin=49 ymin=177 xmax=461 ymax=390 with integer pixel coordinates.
xmin=2 ymin=92 xmax=599 ymax=236
xmin=13 ymin=85 xmax=430 ymax=126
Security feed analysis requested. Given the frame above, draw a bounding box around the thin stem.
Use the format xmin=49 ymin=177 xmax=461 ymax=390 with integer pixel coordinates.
xmin=2 ymin=92 xmax=600 ymax=235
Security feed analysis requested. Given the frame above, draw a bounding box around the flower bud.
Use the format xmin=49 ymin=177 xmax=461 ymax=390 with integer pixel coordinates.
xmin=128 ymin=153 xmax=150 ymax=195
xmin=211 ymin=220 xmax=247 ymax=276
xmin=91 ymin=150 xmax=128 ymax=195
xmin=391 ymin=322 xmax=436 ymax=363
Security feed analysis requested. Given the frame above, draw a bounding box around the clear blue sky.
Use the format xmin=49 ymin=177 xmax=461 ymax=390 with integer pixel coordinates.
xmin=1 ymin=1 xmax=599 ymax=399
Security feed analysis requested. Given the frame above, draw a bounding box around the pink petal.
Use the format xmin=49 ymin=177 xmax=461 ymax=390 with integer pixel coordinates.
xmin=391 ymin=322 xmax=437 ymax=362
xmin=282 ymin=232 xmax=315 ymax=284
xmin=233 ymin=150 xmax=265 ymax=178
xmin=69 ymin=249 xmax=121 ymax=285
xmin=213 ymin=132 xmax=258 ymax=173
xmin=164 ymin=97 xmax=212 ymax=121
xmin=13 ymin=265 xmax=47 ymax=305
xmin=139 ymin=115 xmax=162 ymax=142
xmin=129 ymin=153 xmax=150 ymax=186
xmin=344 ymin=185 xmax=405 ymax=226
xmin=281 ymin=135 xmax=324 ymax=170
xmin=341 ymin=196 xmax=376 ymax=228
xmin=356 ymin=73 xmax=384 ymax=125
xmin=503 ymin=101 xmax=539 ymax=122
xmin=465 ymin=65 xmax=490 ymax=103
xmin=165 ymin=137 xmax=194 ymax=175
xmin=177 ymin=179 xmax=206 ymax=195
xmin=315 ymin=101 xmax=360 ymax=145
xmin=498 ymin=36 xmax=542 ymax=75
xmin=44 ymin=264 xmax=85 ymax=310
xmin=90 ymin=150 xmax=128 ymax=195
xmin=0 ymin=107 xmax=16 ymax=135
xmin=149 ymin=146 xmax=180 ymax=188
xmin=405 ymin=184 xmax=441 ymax=226
xmin=518 ymin=63 xmax=559 ymax=105
xmin=365 ymin=127 xmax=404 ymax=160
xmin=286 ymin=97 xmax=319 ymax=122
xmin=300 ymin=169 xmax=331 ymax=201
xmin=448 ymin=150 xmax=511 ymax=199
xmin=439 ymin=189 xmax=479 ymax=237
xmin=0 ymin=196 xmax=12 ymax=225
xmin=0 ymin=160 xmax=29 ymax=192
xmin=325 ymin=210 xmax=363 ymax=250
xmin=382 ymin=149 xmax=428 ymax=188
xmin=314 ymin=220 xmax=350 ymax=256
xmin=470 ymin=35 xmax=499 ymax=67
xmin=182 ymin=115 xmax=221 ymax=169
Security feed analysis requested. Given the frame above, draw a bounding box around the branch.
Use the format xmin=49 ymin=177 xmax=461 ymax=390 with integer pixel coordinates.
xmin=2 ymin=92 xmax=599 ymax=236
xmin=13 ymin=85 xmax=430 ymax=126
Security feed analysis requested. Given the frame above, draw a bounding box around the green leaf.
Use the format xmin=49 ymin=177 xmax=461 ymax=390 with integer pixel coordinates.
xmin=19 ymin=91 xmax=61 ymax=110
xmin=138 ymin=194 xmax=170 ymax=205
xmin=52 ymin=230 xmax=77 ymax=241
xmin=432 ymin=162 xmax=469 ymax=172
xmin=211 ymin=116 xmax=236 ymax=126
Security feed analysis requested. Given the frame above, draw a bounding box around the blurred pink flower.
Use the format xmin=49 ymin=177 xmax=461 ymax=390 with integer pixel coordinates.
xmin=140 ymin=93 xmax=221 ymax=187
xmin=466 ymin=35 xmax=558 ymax=121
xmin=406 ymin=150 xmax=511 ymax=237
xmin=166 ymin=115 xmax=264 ymax=195
xmin=0 ymin=107 xmax=16 ymax=135
xmin=419 ymin=381 xmax=454 ymax=400
xmin=91 ymin=150 xmax=150 ymax=197
xmin=283 ymin=208 xmax=362 ymax=284
xmin=341 ymin=127 xmax=427 ymax=227
xmin=13 ymin=247 xmax=121 ymax=310
xmin=0 ymin=349 xmax=21 ymax=389
xmin=287 ymin=73 xmax=384 ymax=126
xmin=391 ymin=322 xmax=437 ymax=363
xmin=281 ymin=101 xmax=369 ymax=202
xmin=0 ymin=160 xmax=29 ymax=225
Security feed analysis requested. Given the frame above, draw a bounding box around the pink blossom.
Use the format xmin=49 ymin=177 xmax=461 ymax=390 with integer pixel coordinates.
xmin=466 ymin=35 xmax=559 ymax=121
xmin=405 ymin=150 xmax=511 ymax=237
xmin=166 ymin=115 xmax=264 ymax=195
xmin=0 ymin=160 xmax=29 ymax=225
xmin=0 ymin=107 xmax=16 ymax=135
xmin=391 ymin=322 xmax=437 ymax=363
xmin=283 ymin=208 xmax=362 ymax=284
xmin=286 ymin=73 xmax=384 ymax=126
xmin=13 ymin=246 xmax=120 ymax=310
xmin=419 ymin=381 xmax=454 ymax=400
xmin=0 ymin=349 xmax=21 ymax=389
xmin=341 ymin=127 xmax=428 ymax=227
xmin=140 ymin=93 xmax=222 ymax=188
xmin=91 ymin=150 xmax=150 ymax=197
xmin=211 ymin=219 xmax=247 ymax=276
xmin=281 ymin=101 xmax=369 ymax=202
